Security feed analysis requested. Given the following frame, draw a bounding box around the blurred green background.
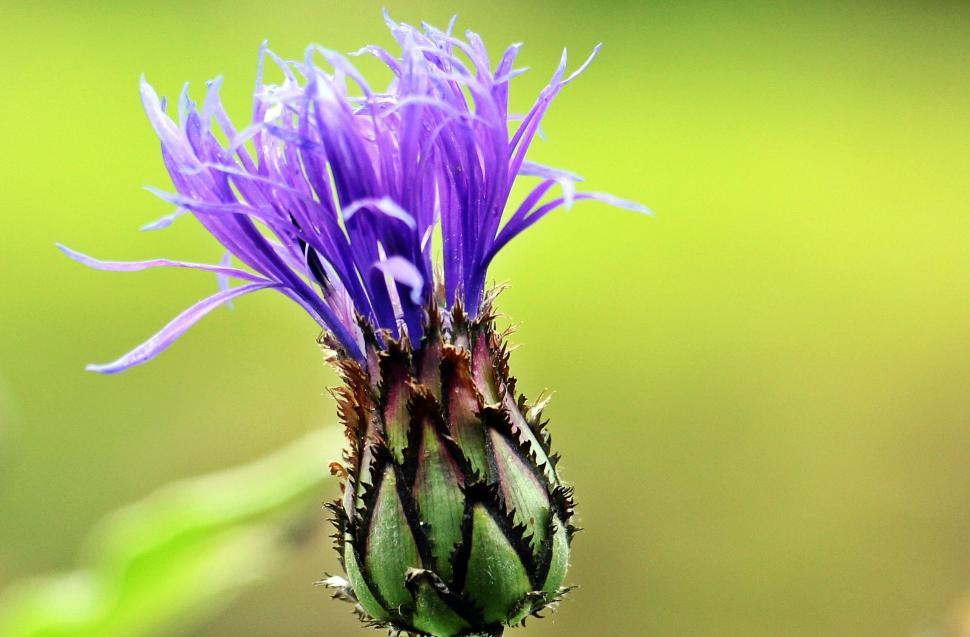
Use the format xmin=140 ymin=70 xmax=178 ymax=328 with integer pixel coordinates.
xmin=2 ymin=1 xmax=970 ymax=636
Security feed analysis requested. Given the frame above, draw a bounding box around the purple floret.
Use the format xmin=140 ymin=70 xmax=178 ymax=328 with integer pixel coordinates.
xmin=64 ymin=13 xmax=648 ymax=372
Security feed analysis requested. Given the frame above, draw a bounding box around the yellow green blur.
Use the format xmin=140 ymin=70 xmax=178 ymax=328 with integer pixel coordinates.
xmin=2 ymin=2 xmax=970 ymax=636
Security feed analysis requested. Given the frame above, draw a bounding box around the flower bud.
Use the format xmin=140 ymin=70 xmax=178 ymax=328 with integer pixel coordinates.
xmin=326 ymin=303 xmax=577 ymax=636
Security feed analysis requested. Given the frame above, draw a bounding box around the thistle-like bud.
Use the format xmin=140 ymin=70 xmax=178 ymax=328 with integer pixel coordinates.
xmin=326 ymin=300 xmax=576 ymax=636
xmin=68 ymin=11 xmax=647 ymax=637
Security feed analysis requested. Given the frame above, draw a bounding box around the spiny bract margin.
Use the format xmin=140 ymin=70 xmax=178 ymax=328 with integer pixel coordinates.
xmin=323 ymin=293 xmax=578 ymax=636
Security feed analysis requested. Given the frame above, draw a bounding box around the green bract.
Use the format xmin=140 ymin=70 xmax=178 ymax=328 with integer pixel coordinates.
xmin=325 ymin=300 xmax=577 ymax=636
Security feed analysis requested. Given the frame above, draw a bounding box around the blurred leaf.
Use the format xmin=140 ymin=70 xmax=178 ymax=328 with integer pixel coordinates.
xmin=0 ymin=428 xmax=342 ymax=637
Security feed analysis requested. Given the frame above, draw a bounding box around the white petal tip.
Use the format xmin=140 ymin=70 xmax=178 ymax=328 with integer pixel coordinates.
xmin=85 ymin=363 xmax=118 ymax=374
xmin=56 ymin=243 xmax=86 ymax=262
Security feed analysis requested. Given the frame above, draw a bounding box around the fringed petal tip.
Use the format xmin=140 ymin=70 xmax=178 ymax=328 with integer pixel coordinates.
xmin=83 ymin=282 xmax=278 ymax=374
xmin=84 ymin=362 xmax=125 ymax=375
xmin=56 ymin=242 xmax=89 ymax=263
xmin=588 ymin=192 xmax=654 ymax=216
xmin=563 ymin=43 xmax=603 ymax=86
xmin=56 ymin=242 xmax=272 ymax=282
xmin=140 ymin=208 xmax=187 ymax=231
xmin=138 ymin=75 xmax=167 ymax=128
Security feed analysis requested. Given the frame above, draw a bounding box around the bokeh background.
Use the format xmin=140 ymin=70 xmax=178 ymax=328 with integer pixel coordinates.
xmin=3 ymin=1 xmax=970 ymax=636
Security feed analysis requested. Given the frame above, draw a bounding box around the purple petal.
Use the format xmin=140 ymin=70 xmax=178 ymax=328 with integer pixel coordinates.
xmin=140 ymin=207 xmax=188 ymax=232
xmin=561 ymin=44 xmax=602 ymax=86
xmin=140 ymin=76 xmax=200 ymax=169
xmin=518 ymin=161 xmax=583 ymax=183
xmin=57 ymin=243 xmax=273 ymax=283
xmin=110 ymin=17 xmax=646 ymax=366
xmin=86 ymin=282 xmax=278 ymax=374
xmin=143 ymin=186 xmax=282 ymax=225
xmin=217 ymin=251 xmax=234 ymax=309
xmin=342 ymin=197 xmax=416 ymax=230
xmin=373 ymin=256 xmax=424 ymax=304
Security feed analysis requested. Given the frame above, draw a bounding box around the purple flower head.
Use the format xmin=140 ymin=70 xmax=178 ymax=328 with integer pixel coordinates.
xmin=63 ymin=14 xmax=648 ymax=373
